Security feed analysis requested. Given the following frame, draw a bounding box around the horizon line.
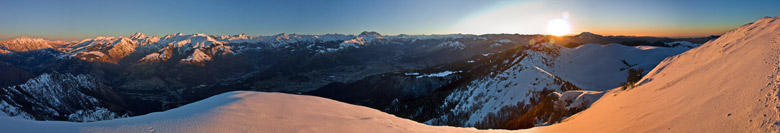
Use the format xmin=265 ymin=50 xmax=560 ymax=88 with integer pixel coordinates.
xmin=0 ymin=31 xmax=723 ymax=42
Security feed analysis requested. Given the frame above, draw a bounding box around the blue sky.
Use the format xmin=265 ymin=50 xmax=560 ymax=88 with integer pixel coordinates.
xmin=0 ymin=0 xmax=778 ymax=40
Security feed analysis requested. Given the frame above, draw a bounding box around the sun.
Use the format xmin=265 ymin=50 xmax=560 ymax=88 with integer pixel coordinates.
xmin=547 ymin=12 xmax=571 ymax=36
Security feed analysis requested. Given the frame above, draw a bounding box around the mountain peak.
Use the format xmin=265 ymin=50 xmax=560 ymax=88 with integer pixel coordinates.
xmin=575 ymin=32 xmax=602 ymax=39
xmin=358 ymin=31 xmax=383 ymax=40
xmin=8 ymin=37 xmax=47 ymax=42
xmin=359 ymin=31 xmax=381 ymax=36
xmin=0 ymin=37 xmax=54 ymax=53
xmin=129 ymin=32 xmax=147 ymax=39
xmin=578 ymin=32 xmax=598 ymax=36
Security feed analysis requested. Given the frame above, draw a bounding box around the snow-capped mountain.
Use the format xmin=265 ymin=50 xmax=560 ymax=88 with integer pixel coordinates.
xmin=135 ymin=33 xmax=235 ymax=64
xmin=0 ymin=37 xmax=71 ymax=54
xmin=534 ymin=16 xmax=780 ymax=133
xmin=68 ymin=36 xmax=145 ymax=62
xmin=65 ymin=32 xmax=236 ymax=63
xmin=15 ymin=31 xmax=388 ymax=64
xmin=178 ymin=49 xmax=213 ymax=66
xmin=319 ymin=31 xmax=385 ymax=53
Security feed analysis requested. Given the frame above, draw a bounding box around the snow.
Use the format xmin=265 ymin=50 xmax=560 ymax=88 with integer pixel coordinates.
xmin=0 ymin=91 xmax=501 ymax=132
xmin=634 ymin=45 xmax=658 ymax=50
xmin=180 ymin=49 xmax=212 ymax=63
xmin=491 ymin=43 xmax=502 ymax=48
xmin=65 ymin=34 xmax=159 ymax=61
xmin=319 ymin=32 xmax=384 ymax=53
xmin=158 ymin=33 xmax=226 ymax=51
xmin=68 ymin=107 xmax=128 ymax=122
xmin=129 ymin=32 xmax=146 ymax=39
xmin=2 ymin=32 xmax=479 ymax=58
xmin=429 ymin=39 xmax=700 ymax=126
xmin=404 ymin=72 xmax=420 ymax=76
xmin=340 ymin=38 xmax=366 ymax=46
xmin=1 ymin=73 xmax=124 ymax=122
xmin=82 ymin=51 xmax=105 ymax=57
xmin=415 ymin=71 xmax=462 ymax=78
xmin=0 ymin=101 xmax=33 ymax=119
xmin=666 ymin=41 xmax=701 ymax=48
xmin=139 ymin=52 xmax=167 ymax=62
xmin=532 ymin=16 xmax=780 ymax=132
xmin=547 ymin=43 xmax=692 ymax=91
xmin=554 ymin=90 xmax=604 ymax=108
xmin=496 ymin=39 xmax=512 ymax=43
xmin=214 ymin=34 xmax=260 ymax=44
xmin=438 ymin=41 xmax=465 ymax=50
xmin=435 ymin=60 xmax=561 ymax=126
xmin=0 ymin=37 xmax=55 ymax=52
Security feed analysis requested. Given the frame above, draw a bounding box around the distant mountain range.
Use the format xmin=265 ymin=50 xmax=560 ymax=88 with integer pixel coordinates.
xmin=0 ymin=31 xmax=713 ymax=129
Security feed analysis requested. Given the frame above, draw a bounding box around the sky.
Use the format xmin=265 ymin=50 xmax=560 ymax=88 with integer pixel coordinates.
xmin=0 ymin=0 xmax=778 ymax=41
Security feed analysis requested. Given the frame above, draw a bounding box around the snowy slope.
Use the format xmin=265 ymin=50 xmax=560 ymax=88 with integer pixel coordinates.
xmin=179 ymin=49 xmax=212 ymax=65
xmin=426 ymin=39 xmax=697 ymax=128
xmin=534 ymin=17 xmax=780 ymax=132
xmin=548 ymin=43 xmax=693 ymax=91
xmin=0 ymin=91 xmax=500 ymax=133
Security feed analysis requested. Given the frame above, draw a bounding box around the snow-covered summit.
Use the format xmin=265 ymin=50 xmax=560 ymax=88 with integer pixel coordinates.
xmin=129 ymin=32 xmax=146 ymax=39
xmin=158 ymin=33 xmax=225 ymax=49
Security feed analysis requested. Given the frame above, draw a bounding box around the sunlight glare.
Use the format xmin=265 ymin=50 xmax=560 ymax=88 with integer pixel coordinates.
xmin=547 ymin=12 xmax=571 ymax=36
